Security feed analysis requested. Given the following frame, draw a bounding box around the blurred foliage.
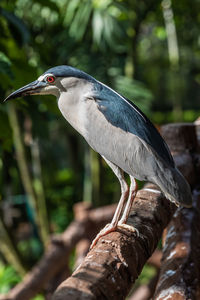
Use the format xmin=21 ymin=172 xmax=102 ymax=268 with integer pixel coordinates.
xmin=0 ymin=260 xmax=44 ymax=298
xmin=0 ymin=0 xmax=199 ymax=296
xmin=0 ymin=261 xmax=44 ymax=298
xmin=130 ymin=264 xmax=157 ymax=296
xmin=0 ymin=263 xmax=21 ymax=293
xmin=136 ymin=264 xmax=156 ymax=285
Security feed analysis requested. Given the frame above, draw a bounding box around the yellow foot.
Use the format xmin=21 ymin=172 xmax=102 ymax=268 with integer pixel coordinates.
xmin=117 ymin=222 xmax=139 ymax=237
xmin=90 ymin=223 xmax=117 ymax=250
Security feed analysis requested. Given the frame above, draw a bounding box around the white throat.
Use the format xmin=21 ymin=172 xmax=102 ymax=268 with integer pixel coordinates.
xmin=57 ymin=79 xmax=94 ymax=137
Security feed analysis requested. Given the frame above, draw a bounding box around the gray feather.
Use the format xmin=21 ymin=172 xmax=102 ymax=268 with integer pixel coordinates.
xmin=57 ymin=77 xmax=192 ymax=207
xmin=92 ymin=81 xmax=175 ymax=168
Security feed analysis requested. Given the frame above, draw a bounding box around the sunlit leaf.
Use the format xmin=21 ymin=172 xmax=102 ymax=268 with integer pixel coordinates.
xmin=0 ymin=263 xmax=21 ymax=293
xmin=34 ymin=0 xmax=59 ymax=13
xmin=69 ymin=1 xmax=92 ymax=40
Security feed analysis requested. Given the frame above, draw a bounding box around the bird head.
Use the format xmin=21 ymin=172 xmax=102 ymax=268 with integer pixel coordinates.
xmin=4 ymin=65 xmax=95 ymax=102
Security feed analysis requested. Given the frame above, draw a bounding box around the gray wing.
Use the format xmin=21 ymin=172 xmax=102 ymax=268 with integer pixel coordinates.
xmin=93 ymin=82 xmax=175 ymax=168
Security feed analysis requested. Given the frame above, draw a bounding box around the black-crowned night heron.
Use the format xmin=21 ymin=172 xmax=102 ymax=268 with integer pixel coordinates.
xmin=4 ymin=65 xmax=192 ymax=248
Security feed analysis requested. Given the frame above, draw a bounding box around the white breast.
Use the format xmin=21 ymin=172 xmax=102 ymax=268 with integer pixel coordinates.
xmin=58 ymin=79 xmax=94 ymax=137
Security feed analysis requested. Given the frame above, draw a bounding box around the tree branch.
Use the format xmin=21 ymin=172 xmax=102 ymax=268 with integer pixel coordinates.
xmin=53 ymin=186 xmax=176 ymax=300
xmin=0 ymin=204 xmax=117 ymax=300
xmin=154 ymin=188 xmax=200 ymax=299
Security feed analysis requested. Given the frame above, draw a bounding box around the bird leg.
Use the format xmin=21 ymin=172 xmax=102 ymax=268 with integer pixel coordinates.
xmin=117 ymin=176 xmax=139 ymax=236
xmin=90 ymin=158 xmax=129 ymax=249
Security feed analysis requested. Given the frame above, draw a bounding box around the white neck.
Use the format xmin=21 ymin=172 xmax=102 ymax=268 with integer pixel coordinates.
xmin=57 ymin=79 xmax=93 ymax=137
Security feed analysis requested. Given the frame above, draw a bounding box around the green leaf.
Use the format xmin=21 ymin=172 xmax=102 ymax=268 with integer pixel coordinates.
xmin=32 ymin=295 xmax=45 ymax=300
xmin=69 ymin=1 xmax=92 ymax=40
xmin=1 ymin=8 xmax=30 ymax=45
xmin=0 ymin=263 xmax=21 ymax=293
xmin=0 ymin=51 xmax=14 ymax=80
xmin=34 ymin=0 xmax=59 ymax=13
xmin=64 ymin=0 xmax=80 ymax=25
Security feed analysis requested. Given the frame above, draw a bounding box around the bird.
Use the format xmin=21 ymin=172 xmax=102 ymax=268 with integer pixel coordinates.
xmin=4 ymin=65 xmax=192 ymax=248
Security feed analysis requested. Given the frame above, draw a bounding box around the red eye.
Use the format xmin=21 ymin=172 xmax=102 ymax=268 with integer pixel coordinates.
xmin=46 ymin=76 xmax=55 ymax=84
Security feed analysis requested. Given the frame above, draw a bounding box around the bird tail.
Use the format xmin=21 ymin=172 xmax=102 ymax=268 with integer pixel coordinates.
xmin=153 ymin=166 xmax=192 ymax=208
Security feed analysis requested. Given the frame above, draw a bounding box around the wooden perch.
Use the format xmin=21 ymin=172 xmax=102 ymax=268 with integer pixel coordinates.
xmin=154 ymin=188 xmax=200 ymax=300
xmin=52 ymin=186 xmax=176 ymax=300
xmin=1 ymin=189 xmax=172 ymax=300
xmin=161 ymin=123 xmax=199 ymax=186
xmin=153 ymin=122 xmax=200 ymax=300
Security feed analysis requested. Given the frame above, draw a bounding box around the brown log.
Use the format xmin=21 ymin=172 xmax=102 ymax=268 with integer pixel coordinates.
xmin=44 ymin=260 xmax=71 ymax=300
xmin=0 ymin=204 xmax=117 ymax=300
xmin=161 ymin=123 xmax=199 ymax=186
xmin=154 ymin=188 xmax=200 ymax=300
xmin=161 ymin=123 xmax=198 ymax=154
xmin=52 ymin=187 xmax=176 ymax=300
xmin=153 ymin=122 xmax=200 ymax=300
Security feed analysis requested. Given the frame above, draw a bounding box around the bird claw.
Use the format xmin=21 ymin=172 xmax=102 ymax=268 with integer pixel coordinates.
xmin=117 ymin=222 xmax=139 ymax=237
xmin=90 ymin=222 xmax=139 ymax=250
xmin=90 ymin=223 xmax=117 ymax=250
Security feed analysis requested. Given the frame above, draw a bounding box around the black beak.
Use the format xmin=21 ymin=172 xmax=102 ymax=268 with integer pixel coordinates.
xmin=3 ymin=80 xmax=47 ymax=102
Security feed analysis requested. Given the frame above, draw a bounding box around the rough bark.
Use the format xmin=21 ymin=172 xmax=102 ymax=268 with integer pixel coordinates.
xmin=52 ymin=187 xmax=176 ymax=300
xmin=153 ymin=122 xmax=200 ymax=300
xmin=154 ymin=188 xmax=200 ymax=300
xmin=0 ymin=191 xmax=169 ymax=300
